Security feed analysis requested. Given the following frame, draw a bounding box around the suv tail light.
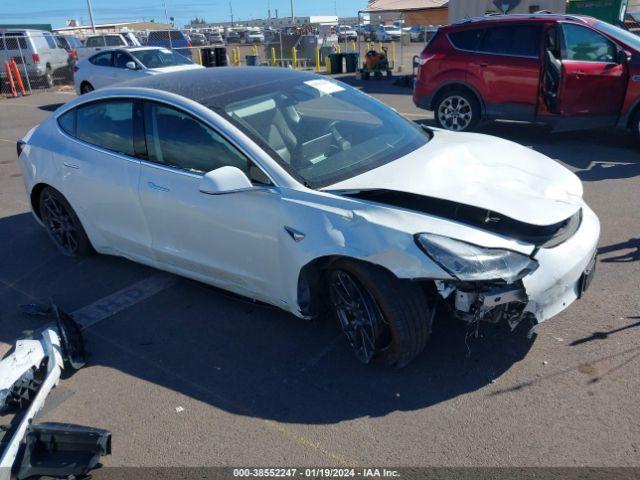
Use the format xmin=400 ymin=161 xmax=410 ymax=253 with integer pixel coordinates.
xmin=187 ymin=40 xmax=192 ymax=47
xmin=32 ymin=53 xmax=40 ymax=64
xmin=69 ymin=49 xmax=78 ymax=60
xmin=73 ymin=65 xmax=79 ymax=73
xmin=418 ymin=52 xmax=444 ymax=66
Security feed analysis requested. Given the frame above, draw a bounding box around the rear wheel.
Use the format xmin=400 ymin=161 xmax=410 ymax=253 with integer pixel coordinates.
xmin=43 ymin=66 xmax=54 ymax=88
xmin=631 ymin=108 xmax=640 ymax=141
xmin=328 ymin=260 xmax=434 ymax=367
xmin=434 ymin=90 xmax=480 ymax=132
xmin=39 ymin=187 xmax=92 ymax=257
xmin=80 ymin=81 xmax=94 ymax=94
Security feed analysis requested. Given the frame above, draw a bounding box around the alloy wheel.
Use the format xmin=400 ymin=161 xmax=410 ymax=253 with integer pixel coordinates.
xmin=329 ymin=270 xmax=390 ymax=363
xmin=438 ymin=95 xmax=473 ymax=131
xmin=41 ymin=190 xmax=79 ymax=255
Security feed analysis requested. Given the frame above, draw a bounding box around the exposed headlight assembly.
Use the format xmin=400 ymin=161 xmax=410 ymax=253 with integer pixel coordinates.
xmin=415 ymin=233 xmax=538 ymax=283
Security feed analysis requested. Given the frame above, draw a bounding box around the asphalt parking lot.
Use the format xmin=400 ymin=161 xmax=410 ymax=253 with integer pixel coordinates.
xmin=0 ymin=79 xmax=639 ymax=470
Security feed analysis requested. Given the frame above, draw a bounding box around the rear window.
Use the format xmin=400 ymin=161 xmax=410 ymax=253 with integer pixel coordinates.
xmin=481 ymin=25 xmax=542 ymax=57
xmin=43 ymin=33 xmax=57 ymax=49
xmin=75 ymin=100 xmax=135 ymax=156
xmin=448 ymin=28 xmax=483 ymax=50
xmin=148 ymin=31 xmax=185 ymax=41
xmin=4 ymin=33 xmax=28 ymax=51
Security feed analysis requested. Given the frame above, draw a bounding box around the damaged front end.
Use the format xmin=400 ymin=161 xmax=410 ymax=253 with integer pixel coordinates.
xmin=435 ymin=280 xmax=533 ymax=331
xmin=414 ymin=233 xmax=539 ymax=332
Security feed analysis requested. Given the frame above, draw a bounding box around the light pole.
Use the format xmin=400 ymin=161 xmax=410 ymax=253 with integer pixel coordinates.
xmin=86 ymin=0 xmax=96 ymax=33
xmin=290 ymin=0 xmax=295 ymax=27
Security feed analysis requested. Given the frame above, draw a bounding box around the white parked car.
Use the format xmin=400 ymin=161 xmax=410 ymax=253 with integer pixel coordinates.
xmin=17 ymin=68 xmax=599 ymax=366
xmin=73 ymin=47 xmax=203 ymax=94
xmin=375 ymin=25 xmax=402 ymax=41
xmin=245 ymin=30 xmax=265 ymax=43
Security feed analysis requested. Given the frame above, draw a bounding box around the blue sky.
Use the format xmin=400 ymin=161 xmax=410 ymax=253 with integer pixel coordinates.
xmin=3 ymin=0 xmax=368 ymax=29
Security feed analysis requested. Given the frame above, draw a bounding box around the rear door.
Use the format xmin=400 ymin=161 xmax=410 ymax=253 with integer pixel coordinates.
xmin=87 ymin=51 xmax=115 ymax=89
xmin=554 ymin=22 xmax=627 ymax=127
xmin=111 ymin=50 xmax=142 ymax=83
xmin=467 ymin=23 xmax=543 ymax=121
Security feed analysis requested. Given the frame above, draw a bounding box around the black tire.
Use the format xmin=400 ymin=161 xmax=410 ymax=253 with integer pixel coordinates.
xmin=328 ymin=260 xmax=434 ymax=367
xmin=80 ymin=81 xmax=94 ymax=94
xmin=43 ymin=66 xmax=54 ymax=88
xmin=38 ymin=186 xmax=93 ymax=257
xmin=434 ymin=89 xmax=481 ymax=132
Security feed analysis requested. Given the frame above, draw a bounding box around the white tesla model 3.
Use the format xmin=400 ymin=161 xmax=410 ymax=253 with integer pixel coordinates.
xmin=17 ymin=68 xmax=599 ymax=366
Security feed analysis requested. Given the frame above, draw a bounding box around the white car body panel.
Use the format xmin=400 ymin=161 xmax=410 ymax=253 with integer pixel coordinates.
xmin=327 ymin=130 xmax=583 ymax=226
xmin=18 ymin=82 xmax=599 ymax=328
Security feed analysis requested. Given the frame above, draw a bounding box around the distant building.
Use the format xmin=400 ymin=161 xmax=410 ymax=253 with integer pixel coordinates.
xmin=53 ymin=21 xmax=172 ymax=36
xmin=194 ymin=15 xmax=340 ymax=29
xmin=0 ymin=24 xmax=52 ymax=31
xmin=365 ymin=0 xmax=449 ymax=26
xmin=448 ymin=0 xmax=567 ymax=23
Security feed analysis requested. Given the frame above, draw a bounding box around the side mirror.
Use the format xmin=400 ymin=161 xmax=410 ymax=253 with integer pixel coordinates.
xmin=616 ymin=49 xmax=630 ymax=64
xmin=125 ymin=61 xmax=137 ymax=70
xmin=199 ymin=166 xmax=253 ymax=195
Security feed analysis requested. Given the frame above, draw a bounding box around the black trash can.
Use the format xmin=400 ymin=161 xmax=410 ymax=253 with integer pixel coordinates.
xmin=328 ymin=53 xmax=343 ymax=74
xmin=245 ymin=55 xmax=260 ymax=66
xmin=200 ymin=48 xmax=215 ymax=67
xmin=213 ymin=46 xmax=228 ymax=66
xmin=344 ymin=53 xmax=359 ymax=73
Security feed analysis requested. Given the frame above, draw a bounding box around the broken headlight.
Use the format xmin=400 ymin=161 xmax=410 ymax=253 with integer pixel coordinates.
xmin=415 ymin=233 xmax=538 ymax=283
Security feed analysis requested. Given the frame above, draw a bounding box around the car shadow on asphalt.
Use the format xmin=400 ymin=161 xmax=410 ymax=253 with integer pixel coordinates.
xmin=0 ymin=212 xmax=535 ymax=425
xmin=38 ymin=103 xmax=64 ymax=112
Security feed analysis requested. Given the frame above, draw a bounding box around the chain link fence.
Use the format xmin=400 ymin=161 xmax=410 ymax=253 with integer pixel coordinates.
xmin=1 ymin=29 xmax=435 ymax=98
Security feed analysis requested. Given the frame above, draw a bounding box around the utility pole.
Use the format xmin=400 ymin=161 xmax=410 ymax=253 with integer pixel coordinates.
xmin=229 ymin=1 xmax=234 ymax=26
xmin=86 ymin=0 xmax=96 ymax=33
xmin=290 ymin=0 xmax=295 ymax=26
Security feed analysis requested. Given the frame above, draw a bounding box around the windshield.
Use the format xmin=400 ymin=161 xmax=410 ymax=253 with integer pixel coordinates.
xmin=222 ymin=77 xmax=429 ymax=188
xmin=131 ymin=48 xmax=193 ymax=68
xmin=594 ymin=20 xmax=640 ymax=51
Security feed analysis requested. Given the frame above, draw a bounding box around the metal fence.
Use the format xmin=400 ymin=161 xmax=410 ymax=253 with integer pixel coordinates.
xmin=0 ymin=30 xmax=432 ymax=98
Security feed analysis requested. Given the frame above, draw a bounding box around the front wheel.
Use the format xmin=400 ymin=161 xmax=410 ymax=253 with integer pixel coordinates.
xmin=434 ymin=90 xmax=480 ymax=132
xmin=328 ymin=261 xmax=434 ymax=367
xmin=80 ymin=81 xmax=94 ymax=94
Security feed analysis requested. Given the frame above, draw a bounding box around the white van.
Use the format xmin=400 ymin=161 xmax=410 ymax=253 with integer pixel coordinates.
xmin=0 ymin=29 xmax=69 ymax=88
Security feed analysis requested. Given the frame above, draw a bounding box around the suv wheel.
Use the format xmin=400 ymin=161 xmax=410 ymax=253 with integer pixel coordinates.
xmin=434 ymin=90 xmax=480 ymax=132
xmin=80 ymin=82 xmax=94 ymax=94
xmin=327 ymin=260 xmax=434 ymax=367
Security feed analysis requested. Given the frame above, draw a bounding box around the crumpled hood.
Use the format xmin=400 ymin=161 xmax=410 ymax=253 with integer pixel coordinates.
xmin=326 ymin=130 xmax=583 ymax=226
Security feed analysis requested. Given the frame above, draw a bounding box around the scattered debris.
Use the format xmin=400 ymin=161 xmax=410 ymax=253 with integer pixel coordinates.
xmin=175 ymin=406 xmax=185 ymax=413
xmin=0 ymin=302 xmax=109 ymax=480
xmin=543 ymin=360 xmax=549 ymax=366
xmin=16 ymin=422 xmax=111 ymax=480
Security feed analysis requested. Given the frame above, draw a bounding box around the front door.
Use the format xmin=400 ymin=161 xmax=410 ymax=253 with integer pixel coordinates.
xmin=553 ymin=22 xmax=628 ymax=130
xmin=137 ymin=101 xmax=283 ymax=302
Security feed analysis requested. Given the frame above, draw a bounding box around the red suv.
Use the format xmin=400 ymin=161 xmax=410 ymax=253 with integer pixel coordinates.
xmin=413 ymin=14 xmax=640 ymax=136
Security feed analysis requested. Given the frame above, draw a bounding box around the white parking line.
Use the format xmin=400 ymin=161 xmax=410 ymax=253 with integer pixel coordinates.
xmin=0 ymin=138 xmax=12 ymax=143
xmin=72 ymin=274 xmax=175 ymax=329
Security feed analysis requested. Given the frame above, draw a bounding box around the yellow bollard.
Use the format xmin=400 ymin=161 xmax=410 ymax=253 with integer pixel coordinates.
xmin=315 ymin=47 xmax=321 ymax=72
xmin=292 ymin=47 xmax=297 ymax=69
xmin=351 ymin=41 xmax=356 ymax=52
xmin=326 ymin=57 xmax=331 ymax=73
xmin=196 ymin=48 xmax=203 ymax=65
xmin=271 ymin=47 xmax=277 ymax=66
xmin=391 ymin=42 xmax=396 ymax=65
xmin=235 ymin=47 xmax=241 ymax=66
xmin=378 ymin=41 xmax=383 ymax=52
xmin=252 ymin=45 xmax=257 ymax=56
xmin=336 ymin=44 xmax=341 ymax=54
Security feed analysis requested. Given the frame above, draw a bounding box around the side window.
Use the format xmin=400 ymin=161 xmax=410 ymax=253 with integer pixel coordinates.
xmin=0 ymin=35 xmax=4 ymax=50
xmin=114 ymin=51 xmax=134 ymax=68
xmin=143 ymin=102 xmax=254 ymax=177
xmin=85 ymin=37 xmax=104 ymax=47
xmin=106 ymin=36 xmax=125 ymax=46
xmin=76 ymin=100 xmax=135 ymax=156
xmin=562 ymin=23 xmax=616 ymax=62
xmin=43 ymin=33 xmax=57 ymax=49
xmin=448 ymin=28 xmax=484 ymax=51
xmin=57 ymin=110 xmax=75 ymax=136
xmin=481 ymin=25 xmax=542 ymax=57
xmin=89 ymin=51 xmax=113 ymax=67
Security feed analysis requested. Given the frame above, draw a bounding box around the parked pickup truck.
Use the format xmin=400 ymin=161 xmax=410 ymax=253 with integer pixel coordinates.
xmin=76 ymin=33 xmax=140 ymax=59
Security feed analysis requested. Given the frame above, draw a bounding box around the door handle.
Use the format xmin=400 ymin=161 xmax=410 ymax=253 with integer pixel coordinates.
xmin=147 ymin=181 xmax=169 ymax=192
xmin=477 ymin=62 xmax=488 ymax=67
xmin=63 ymin=162 xmax=79 ymax=169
